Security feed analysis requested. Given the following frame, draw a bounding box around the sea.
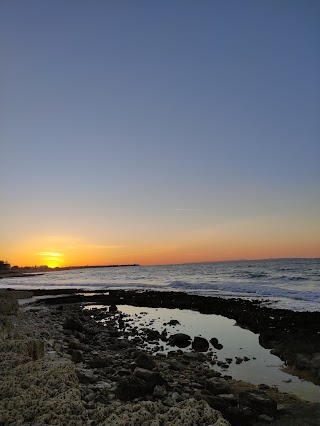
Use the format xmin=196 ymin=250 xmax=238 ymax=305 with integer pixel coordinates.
xmin=1 ymin=258 xmax=319 ymax=312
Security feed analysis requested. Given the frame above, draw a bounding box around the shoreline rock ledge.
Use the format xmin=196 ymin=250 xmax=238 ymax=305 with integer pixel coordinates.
xmin=1 ymin=289 xmax=320 ymax=425
xmin=0 ymin=290 xmax=232 ymax=425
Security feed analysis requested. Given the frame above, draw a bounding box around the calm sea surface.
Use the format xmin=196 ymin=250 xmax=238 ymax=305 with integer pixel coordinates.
xmin=1 ymin=258 xmax=319 ymax=312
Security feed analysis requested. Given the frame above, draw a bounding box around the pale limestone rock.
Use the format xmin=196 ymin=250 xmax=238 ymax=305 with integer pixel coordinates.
xmin=93 ymin=398 xmax=229 ymax=426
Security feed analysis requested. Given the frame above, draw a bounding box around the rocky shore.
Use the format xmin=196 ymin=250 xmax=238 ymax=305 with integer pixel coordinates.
xmin=1 ymin=289 xmax=320 ymax=425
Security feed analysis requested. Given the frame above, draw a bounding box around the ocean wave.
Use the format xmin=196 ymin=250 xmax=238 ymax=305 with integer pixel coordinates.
xmin=278 ymin=276 xmax=308 ymax=281
xmin=168 ymin=280 xmax=320 ymax=303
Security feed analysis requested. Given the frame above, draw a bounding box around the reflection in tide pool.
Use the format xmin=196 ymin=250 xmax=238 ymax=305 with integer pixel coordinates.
xmin=85 ymin=304 xmax=320 ymax=402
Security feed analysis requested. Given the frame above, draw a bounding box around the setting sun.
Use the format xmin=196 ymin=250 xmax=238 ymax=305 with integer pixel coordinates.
xmin=38 ymin=252 xmax=64 ymax=269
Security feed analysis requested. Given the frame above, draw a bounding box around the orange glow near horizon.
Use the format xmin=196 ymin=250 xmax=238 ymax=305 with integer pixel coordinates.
xmin=1 ymin=215 xmax=319 ymax=268
xmin=3 ymin=237 xmax=320 ymax=268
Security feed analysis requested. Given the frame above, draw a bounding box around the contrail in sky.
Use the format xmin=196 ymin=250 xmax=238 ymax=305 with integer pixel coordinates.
xmin=175 ymin=209 xmax=207 ymax=212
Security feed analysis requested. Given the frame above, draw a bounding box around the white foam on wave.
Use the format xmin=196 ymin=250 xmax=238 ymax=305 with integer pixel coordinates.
xmin=167 ymin=280 xmax=320 ymax=311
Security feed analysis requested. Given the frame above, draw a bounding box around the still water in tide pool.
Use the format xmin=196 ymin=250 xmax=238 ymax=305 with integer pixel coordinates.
xmin=84 ymin=304 xmax=320 ymax=402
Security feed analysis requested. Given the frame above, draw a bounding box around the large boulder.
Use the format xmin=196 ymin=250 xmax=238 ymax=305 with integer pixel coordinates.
xmin=168 ymin=333 xmax=191 ymax=348
xmin=115 ymin=375 xmax=153 ymax=401
xmin=192 ymin=336 xmax=209 ymax=352
xmin=239 ymin=389 xmax=277 ymax=417
xmin=133 ymin=367 xmax=167 ymax=385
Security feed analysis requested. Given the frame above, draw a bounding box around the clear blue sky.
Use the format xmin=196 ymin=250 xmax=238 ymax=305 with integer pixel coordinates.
xmin=1 ymin=0 xmax=320 ymax=266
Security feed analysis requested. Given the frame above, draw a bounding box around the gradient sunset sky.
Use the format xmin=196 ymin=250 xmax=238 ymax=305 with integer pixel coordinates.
xmin=1 ymin=0 xmax=320 ymax=267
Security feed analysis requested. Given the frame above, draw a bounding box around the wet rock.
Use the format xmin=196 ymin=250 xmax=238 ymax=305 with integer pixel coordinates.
xmin=206 ymin=377 xmax=232 ymax=395
xmin=168 ymin=319 xmax=180 ymax=326
xmin=192 ymin=336 xmax=209 ymax=352
xmin=63 ymin=317 xmax=84 ymax=332
xmin=210 ymin=337 xmax=224 ymax=350
xmin=239 ymin=389 xmax=277 ymax=417
xmin=115 ymin=375 xmax=152 ymax=401
xmin=168 ymin=333 xmax=191 ymax=348
xmin=135 ymin=352 xmax=156 ymax=370
xmin=143 ymin=328 xmax=161 ymax=341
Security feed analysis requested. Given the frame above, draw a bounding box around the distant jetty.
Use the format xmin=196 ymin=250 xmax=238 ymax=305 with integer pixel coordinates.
xmin=49 ymin=264 xmax=140 ymax=271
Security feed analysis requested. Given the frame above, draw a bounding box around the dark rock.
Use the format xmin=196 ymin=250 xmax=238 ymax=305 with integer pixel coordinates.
xmin=183 ymin=352 xmax=201 ymax=360
xmin=206 ymin=377 xmax=231 ymax=395
xmin=168 ymin=333 xmax=191 ymax=348
xmin=135 ymin=352 xmax=156 ymax=370
xmin=224 ymin=406 xmax=255 ymax=426
xmin=118 ymin=368 xmax=131 ymax=376
xmin=192 ymin=336 xmax=209 ymax=352
xmin=63 ymin=317 xmax=84 ymax=332
xmin=115 ymin=339 xmax=131 ymax=349
xmin=109 ymin=304 xmax=118 ymax=312
xmin=168 ymin=319 xmax=180 ymax=326
xmin=239 ymin=390 xmax=277 ymax=417
xmin=76 ymin=368 xmax=98 ymax=384
xmin=87 ymin=356 xmax=112 ymax=368
xmin=71 ymin=350 xmax=84 ymax=363
xmin=166 ymin=359 xmax=182 ymax=371
xmin=114 ymin=373 xmax=165 ymax=401
xmin=210 ymin=337 xmax=223 ymax=350
xmin=133 ymin=367 xmax=167 ymax=388
xmin=153 ymin=384 xmax=167 ymax=399
xmin=133 ymin=367 xmax=155 ymax=381
xmin=217 ymin=393 xmax=238 ymax=406
xmin=202 ymin=394 xmax=235 ymax=414
xmin=258 ymin=414 xmax=274 ymax=424
xmin=84 ymin=327 xmax=99 ymax=336
xmin=142 ymin=328 xmax=160 ymax=341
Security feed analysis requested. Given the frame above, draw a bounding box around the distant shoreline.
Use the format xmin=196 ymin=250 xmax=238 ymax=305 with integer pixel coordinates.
xmin=0 ymin=264 xmax=140 ymax=279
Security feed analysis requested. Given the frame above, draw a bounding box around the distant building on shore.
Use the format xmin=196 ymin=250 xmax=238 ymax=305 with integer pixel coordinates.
xmin=0 ymin=261 xmax=11 ymax=271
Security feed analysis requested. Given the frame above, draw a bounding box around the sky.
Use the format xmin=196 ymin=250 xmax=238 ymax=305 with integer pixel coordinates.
xmin=1 ymin=0 xmax=320 ymax=267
